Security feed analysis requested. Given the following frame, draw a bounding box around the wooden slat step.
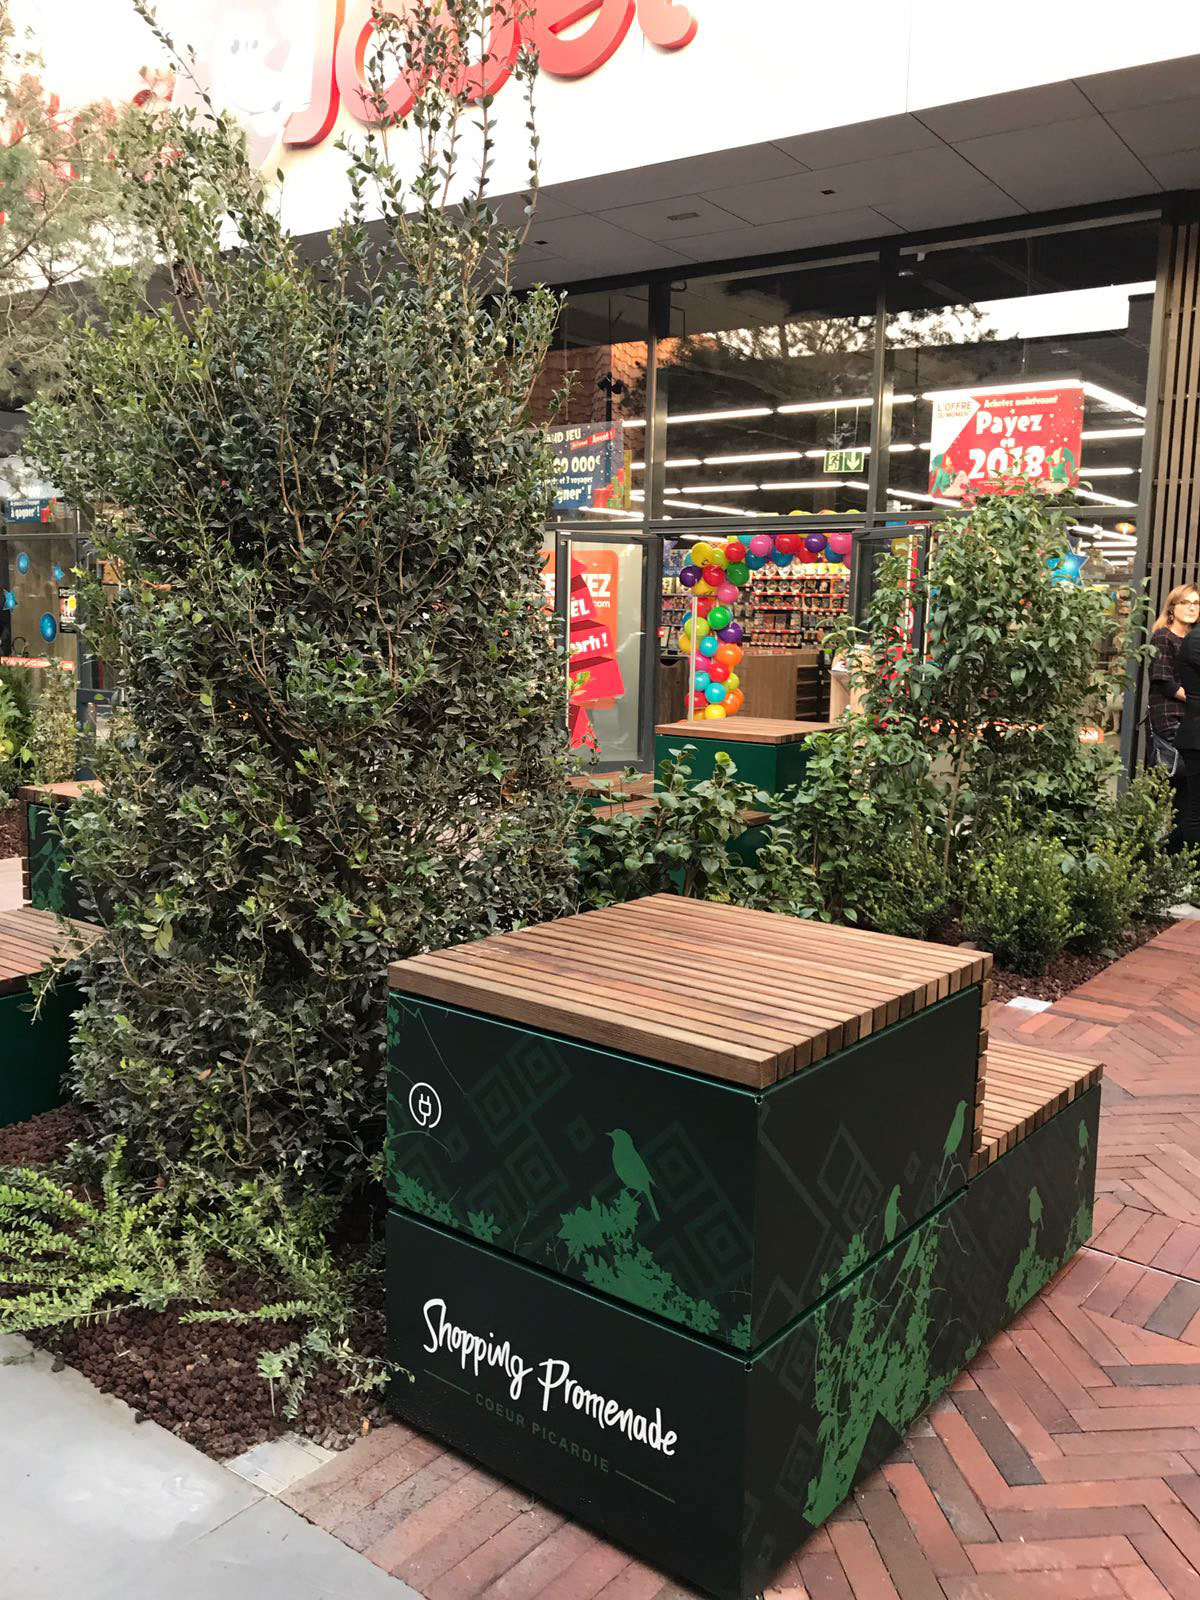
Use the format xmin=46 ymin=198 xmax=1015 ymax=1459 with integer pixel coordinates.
xmin=969 ymin=1039 xmax=1103 ymax=1176
xmin=389 ymin=894 xmax=990 ymax=1091
xmin=18 ymin=780 xmax=102 ymax=804
xmin=0 ymin=906 xmax=98 ymax=997
xmin=588 ymin=796 xmax=771 ymax=825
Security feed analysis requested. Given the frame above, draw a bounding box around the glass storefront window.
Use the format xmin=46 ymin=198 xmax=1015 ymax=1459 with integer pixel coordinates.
xmin=532 ymin=290 xmax=648 ymax=526
xmin=659 ymin=258 xmax=879 ymax=520
xmin=883 ymin=217 xmax=1158 ymax=570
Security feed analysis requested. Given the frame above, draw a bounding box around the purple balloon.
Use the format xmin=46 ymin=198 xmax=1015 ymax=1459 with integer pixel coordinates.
xmin=718 ymin=622 xmax=744 ymax=644
xmin=679 ymin=565 xmax=701 ymax=589
xmin=804 ymin=532 xmax=827 ymax=554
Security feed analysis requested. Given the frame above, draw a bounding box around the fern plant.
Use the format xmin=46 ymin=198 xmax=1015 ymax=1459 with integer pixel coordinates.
xmin=0 ymin=1140 xmax=212 ymax=1332
xmin=179 ymin=1180 xmax=400 ymax=1419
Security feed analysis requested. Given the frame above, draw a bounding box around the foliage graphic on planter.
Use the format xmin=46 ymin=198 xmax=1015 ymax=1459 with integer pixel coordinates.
xmin=794 ymin=1099 xmax=1095 ymax=1529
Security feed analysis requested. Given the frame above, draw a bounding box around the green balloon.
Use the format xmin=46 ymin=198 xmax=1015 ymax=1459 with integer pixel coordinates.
xmin=725 ymin=561 xmax=749 ymax=586
xmin=708 ymin=605 xmax=732 ymax=631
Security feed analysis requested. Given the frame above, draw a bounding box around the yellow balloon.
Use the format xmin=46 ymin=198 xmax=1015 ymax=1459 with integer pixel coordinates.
xmin=789 ymin=509 xmax=810 ymax=517
xmin=694 ymin=617 xmax=711 ymax=638
xmin=691 ymin=542 xmax=713 ymax=567
xmin=705 ymin=704 xmax=728 ymax=720
xmin=725 ymin=672 xmax=740 ymax=691
xmin=694 ymin=579 xmax=714 ymax=596
xmin=708 ymin=550 xmax=728 ymax=569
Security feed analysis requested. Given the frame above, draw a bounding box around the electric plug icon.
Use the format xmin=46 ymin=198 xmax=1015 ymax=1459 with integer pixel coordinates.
xmin=408 ymin=1082 xmax=442 ymax=1130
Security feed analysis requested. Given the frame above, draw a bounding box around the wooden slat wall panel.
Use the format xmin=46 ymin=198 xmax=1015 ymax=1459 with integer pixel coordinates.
xmin=1149 ymin=219 xmax=1200 ymax=625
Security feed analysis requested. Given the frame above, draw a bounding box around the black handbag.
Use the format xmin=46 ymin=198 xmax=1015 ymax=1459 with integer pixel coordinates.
xmin=1146 ymin=714 xmax=1182 ymax=778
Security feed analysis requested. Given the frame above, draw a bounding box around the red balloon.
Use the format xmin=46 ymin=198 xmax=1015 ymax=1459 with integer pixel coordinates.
xmin=708 ymin=662 xmax=731 ymax=683
xmin=797 ymin=545 xmax=820 ymax=564
xmin=774 ymin=534 xmax=798 ymax=556
xmin=696 ymin=595 xmax=715 ymax=616
xmin=689 ymin=691 xmax=708 ymax=713
xmin=724 ymin=541 xmax=747 ymax=564
xmin=703 ymin=564 xmax=725 ymax=587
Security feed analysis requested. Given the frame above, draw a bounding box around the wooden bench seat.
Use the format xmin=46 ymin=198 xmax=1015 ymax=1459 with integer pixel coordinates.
xmin=0 ymin=905 xmax=97 ymax=996
xmin=970 ymin=1039 xmax=1103 ymax=1176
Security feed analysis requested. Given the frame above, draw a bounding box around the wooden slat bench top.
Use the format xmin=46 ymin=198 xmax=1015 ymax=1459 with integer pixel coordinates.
xmin=0 ymin=907 xmax=98 ymax=997
xmin=18 ymin=780 xmax=102 ymax=804
xmin=388 ymin=894 xmax=989 ymax=1091
xmin=656 ymin=717 xmax=836 ymax=746
xmin=568 ymin=773 xmax=654 ymax=798
xmin=970 ymin=1039 xmax=1103 ymax=1176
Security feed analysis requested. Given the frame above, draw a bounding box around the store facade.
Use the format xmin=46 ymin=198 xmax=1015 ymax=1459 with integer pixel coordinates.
xmin=17 ymin=0 xmax=1200 ymax=767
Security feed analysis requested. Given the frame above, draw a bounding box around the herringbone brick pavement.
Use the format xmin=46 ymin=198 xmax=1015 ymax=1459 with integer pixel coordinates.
xmin=287 ymin=917 xmax=1200 ymax=1599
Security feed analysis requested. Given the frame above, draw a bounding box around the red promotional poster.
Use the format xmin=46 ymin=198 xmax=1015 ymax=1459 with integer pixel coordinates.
xmin=928 ymin=381 xmax=1084 ymax=501
xmin=567 ymin=553 xmax=624 ymax=752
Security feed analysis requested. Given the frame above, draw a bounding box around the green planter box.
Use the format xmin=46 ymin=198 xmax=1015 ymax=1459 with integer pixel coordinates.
xmin=386 ymin=1085 xmax=1099 ymax=1600
xmin=654 ymin=718 xmax=834 ymax=797
xmin=21 ymin=783 xmax=101 ymax=924
xmin=386 ymin=984 xmax=981 ymax=1352
xmin=0 ymin=983 xmax=80 ymax=1127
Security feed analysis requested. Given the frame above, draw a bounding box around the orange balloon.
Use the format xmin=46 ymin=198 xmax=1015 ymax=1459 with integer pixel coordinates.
xmin=715 ymin=643 xmax=743 ymax=669
xmin=725 ymin=689 xmax=745 ymax=715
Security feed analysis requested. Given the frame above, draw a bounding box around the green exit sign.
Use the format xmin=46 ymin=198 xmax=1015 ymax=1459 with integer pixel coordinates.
xmin=824 ymin=449 xmax=865 ymax=474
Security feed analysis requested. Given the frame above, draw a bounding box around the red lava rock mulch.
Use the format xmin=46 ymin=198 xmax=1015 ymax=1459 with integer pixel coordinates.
xmin=987 ymin=916 xmax=1164 ymax=1005
xmin=34 ymin=1287 xmax=387 ymax=1460
xmin=0 ymin=1104 xmax=387 ymax=1459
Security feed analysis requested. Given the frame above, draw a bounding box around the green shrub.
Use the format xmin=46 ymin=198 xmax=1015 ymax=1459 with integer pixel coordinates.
xmin=1113 ymin=768 xmax=1198 ymax=916
xmin=0 ymin=667 xmax=34 ymax=801
xmin=962 ymin=824 xmax=1082 ymax=975
xmin=1063 ymin=838 xmax=1147 ymax=956
xmin=858 ymin=826 xmax=950 ymax=941
xmin=29 ymin=666 xmax=78 ymax=785
xmin=25 ymin=6 xmax=577 ymax=1189
xmin=571 ymin=749 xmax=763 ymax=908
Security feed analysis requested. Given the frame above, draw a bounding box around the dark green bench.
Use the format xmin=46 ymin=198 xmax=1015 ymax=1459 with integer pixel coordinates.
xmin=654 ymin=716 xmax=835 ymax=796
xmin=0 ymin=906 xmax=94 ymax=1127
xmin=19 ymin=781 xmax=102 ymax=923
xmin=380 ymin=895 xmax=1098 ymax=1596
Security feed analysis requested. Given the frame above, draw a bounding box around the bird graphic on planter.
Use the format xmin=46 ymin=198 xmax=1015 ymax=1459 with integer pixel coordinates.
xmin=608 ymin=1129 xmax=659 ymax=1221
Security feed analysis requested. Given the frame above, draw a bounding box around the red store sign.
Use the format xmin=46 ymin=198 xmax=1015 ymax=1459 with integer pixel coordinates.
xmin=284 ymin=0 xmax=697 ymax=150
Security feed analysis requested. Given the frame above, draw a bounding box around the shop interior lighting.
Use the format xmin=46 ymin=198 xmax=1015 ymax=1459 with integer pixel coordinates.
xmin=777 ymin=394 xmax=916 ymax=414
xmin=1079 ymin=466 xmax=1136 ymax=477
xmin=661 ymin=497 xmax=765 ymax=516
xmin=758 ymin=480 xmax=848 ymax=491
xmin=1082 ymin=427 xmax=1144 ymax=440
xmin=679 ymin=482 xmax=758 ymax=493
xmin=1075 ymin=488 xmax=1137 ymax=507
xmin=1082 ymin=382 xmax=1147 ymax=419
xmin=630 ymin=458 xmax=703 ymax=470
xmin=702 ymin=451 xmax=804 ymax=465
xmin=886 ymin=486 xmax=963 ymax=508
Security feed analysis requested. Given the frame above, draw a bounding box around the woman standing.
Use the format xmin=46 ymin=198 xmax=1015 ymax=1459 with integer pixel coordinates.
xmin=1150 ymin=585 xmax=1200 ymax=850
xmin=1169 ymin=590 xmax=1200 ymax=853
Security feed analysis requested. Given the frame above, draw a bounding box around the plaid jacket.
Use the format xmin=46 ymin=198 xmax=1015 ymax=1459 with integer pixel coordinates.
xmin=1149 ymin=627 xmax=1185 ymax=742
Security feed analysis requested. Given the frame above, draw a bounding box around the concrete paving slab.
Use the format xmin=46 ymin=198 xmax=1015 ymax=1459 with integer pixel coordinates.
xmin=0 ymin=1336 xmax=417 ymax=1600
xmin=226 ymin=1431 xmax=337 ymax=1496
xmin=91 ymin=1497 xmax=420 ymax=1600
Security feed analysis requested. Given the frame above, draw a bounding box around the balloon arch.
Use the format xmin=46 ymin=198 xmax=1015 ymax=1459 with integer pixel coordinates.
xmin=678 ymin=526 xmax=854 ymax=720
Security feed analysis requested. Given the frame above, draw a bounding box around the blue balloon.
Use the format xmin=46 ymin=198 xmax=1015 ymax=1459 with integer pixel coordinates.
xmin=39 ymin=612 xmax=57 ymax=642
xmin=744 ymin=552 xmax=768 ymax=570
xmin=694 ymin=670 xmax=711 ymax=692
xmin=705 ymin=682 xmax=728 ymax=705
xmin=774 ymin=551 xmax=794 ymax=568
xmin=825 ymin=548 xmax=845 ymax=564
xmin=2 ymin=590 xmax=14 ymax=611
xmin=52 ymin=564 xmax=64 ymax=582
xmin=16 ymin=552 xmax=29 ymax=574
xmin=699 ymin=635 xmax=719 ymax=658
